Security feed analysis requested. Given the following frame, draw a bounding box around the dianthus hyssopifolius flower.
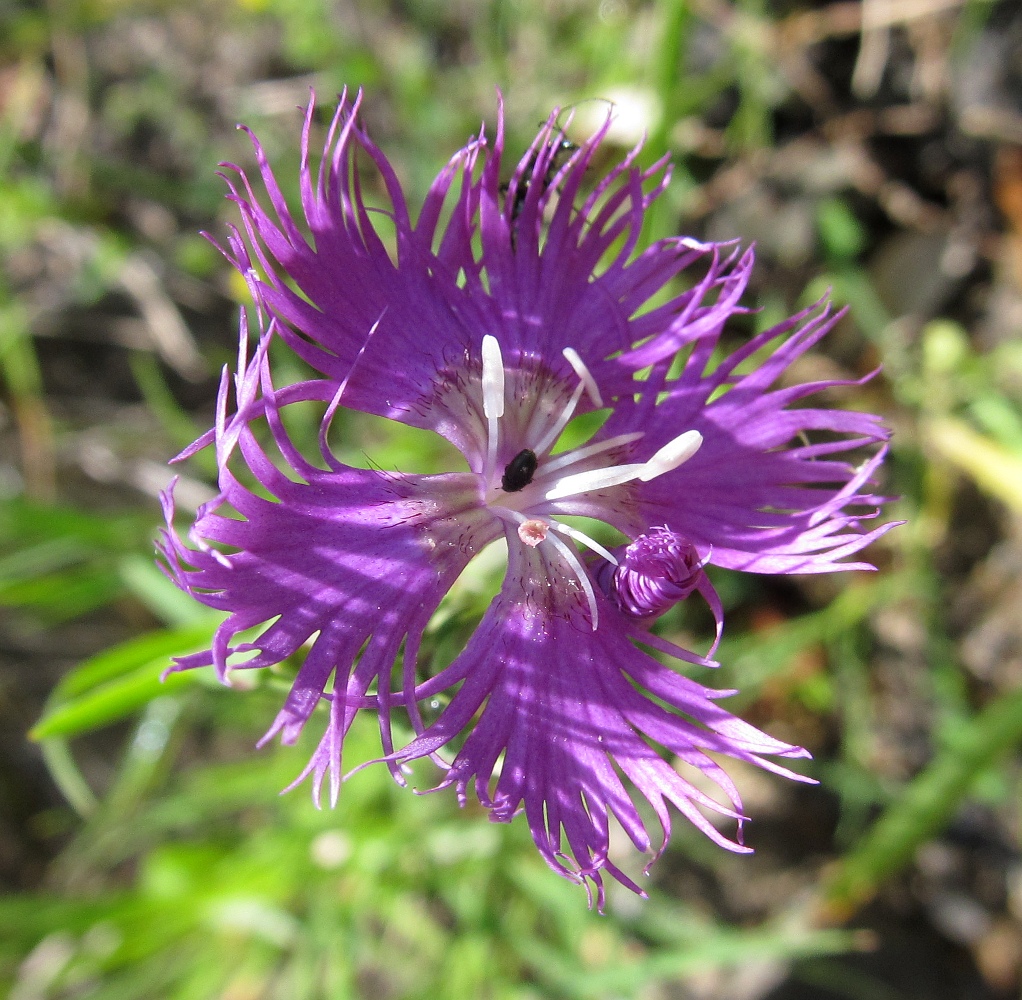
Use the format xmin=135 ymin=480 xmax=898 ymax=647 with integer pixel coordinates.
xmin=160 ymin=90 xmax=894 ymax=905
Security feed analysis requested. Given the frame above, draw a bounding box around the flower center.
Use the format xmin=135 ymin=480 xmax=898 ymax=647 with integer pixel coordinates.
xmin=476 ymin=334 xmax=703 ymax=627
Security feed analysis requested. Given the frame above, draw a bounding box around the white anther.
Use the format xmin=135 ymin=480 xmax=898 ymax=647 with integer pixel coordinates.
xmin=637 ymin=430 xmax=703 ymax=481
xmin=562 ymin=348 xmax=603 ymax=408
xmin=543 ymin=429 xmax=702 ymax=501
xmin=481 ymin=335 xmax=505 ymax=481
xmin=481 ymin=335 xmax=505 ymax=419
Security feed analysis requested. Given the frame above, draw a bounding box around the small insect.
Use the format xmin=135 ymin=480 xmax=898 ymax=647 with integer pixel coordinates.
xmin=505 ymin=133 xmax=578 ymax=225
xmin=501 ymin=448 xmax=538 ymax=492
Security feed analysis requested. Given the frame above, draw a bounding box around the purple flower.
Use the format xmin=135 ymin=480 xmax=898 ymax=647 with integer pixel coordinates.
xmin=160 ymin=90 xmax=894 ymax=905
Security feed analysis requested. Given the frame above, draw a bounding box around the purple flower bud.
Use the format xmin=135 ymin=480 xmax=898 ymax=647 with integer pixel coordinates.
xmin=600 ymin=528 xmax=706 ymax=618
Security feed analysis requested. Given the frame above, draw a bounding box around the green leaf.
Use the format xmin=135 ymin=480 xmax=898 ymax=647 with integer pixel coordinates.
xmin=32 ymin=622 xmax=216 ymax=740
xmin=56 ymin=623 xmax=217 ymax=700
xmin=817 ymin=197 xmax=866 ymax=261
xmin=32 ymin=668 xmax=196 ymax=741
xmin=0 ymin=565 xmax=123 ymax=621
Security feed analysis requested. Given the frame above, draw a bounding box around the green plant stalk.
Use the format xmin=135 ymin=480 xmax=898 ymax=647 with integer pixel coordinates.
xmin=822 ymin=685 xmax=1022 ymax=919
xmin=0 ymin=293 xmax=54 ymax=498
xmin=39 ymin=738 xmax=98 ymax=818
xmin=640 ymin=0 xmax=694 ymax=248
xmin=925 ymin=415 xmax=1022 ymax=514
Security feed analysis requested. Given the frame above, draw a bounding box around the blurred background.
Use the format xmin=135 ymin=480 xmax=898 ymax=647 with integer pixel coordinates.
xmin=2 ymin=0 xmax=1022 ymax=997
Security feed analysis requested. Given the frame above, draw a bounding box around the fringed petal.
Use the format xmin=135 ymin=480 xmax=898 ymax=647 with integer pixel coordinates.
xmin=387 ymin=534 xmax=810 ymax=909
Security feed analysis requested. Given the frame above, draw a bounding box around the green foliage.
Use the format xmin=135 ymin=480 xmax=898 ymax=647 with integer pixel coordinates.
xmin=31 ymin=623 xmax=215 ymax=742
xmin=9 ymin=689 xmax=862 ymax=999
xmin=824 ymin=685 xmax=1022 ymax=918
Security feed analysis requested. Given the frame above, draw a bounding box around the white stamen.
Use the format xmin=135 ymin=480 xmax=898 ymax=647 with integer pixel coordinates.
xmin=502 ymin=509 xmax=600 ymax=629
xmin=544 ymin=463 xmax=646 ymax=501
xmin=543 ymin=429 xmax=702 ymax=501
xmin=550 ymin=521 xmax=619 ymax=565
xmin=637 ymin=430 xmax=703 ymax=481
xmin=481 ymin=335 xmax=505 ymax=480
xmin=535 ymin=431 xmax=644 ymax=478
xmin=481 ymin=335 xmax=505 ymax=419
xmin=562 ymin=347 xmax=603 ymax=408
xmin=531 ymin=378 xmax=586 ymax=457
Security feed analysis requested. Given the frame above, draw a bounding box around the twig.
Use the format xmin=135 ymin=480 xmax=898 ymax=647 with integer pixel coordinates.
xmin=119 ymin=255 xmax=206 ymax=382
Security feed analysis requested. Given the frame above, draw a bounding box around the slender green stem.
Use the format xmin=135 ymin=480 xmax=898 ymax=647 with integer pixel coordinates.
xmin=822 ymin=685 xmax=1022 ymax=918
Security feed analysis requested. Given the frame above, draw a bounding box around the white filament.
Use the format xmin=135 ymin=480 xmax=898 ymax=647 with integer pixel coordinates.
xmin=544 ymin=463 xmax=647 ymax=501
xmin=562 ymin=347 xmax=603 ymax=408
xmin=549 ymin=521 xmax=619 ymax=566
xmin=531 ymin=378 xmax=587 ymax=458
xmin=544 ymin=530 xmax=599 ymax=629
xmin=540 ymin=524 xmax=601 ymax=630
xmin=501 ymin=510 xmax=600 ymax=629
xmin=535 ymin=431 xmax=644 ymax=477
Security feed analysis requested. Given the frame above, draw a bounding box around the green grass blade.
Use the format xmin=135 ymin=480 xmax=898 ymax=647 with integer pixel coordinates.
xmin=31 ymin=622 xmax=216 ymax=740
xmin=823 ymin=685 xmax=1022 ymax=917
xmin=31 ymin=668 xmax=198 ymax=741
